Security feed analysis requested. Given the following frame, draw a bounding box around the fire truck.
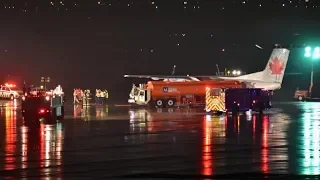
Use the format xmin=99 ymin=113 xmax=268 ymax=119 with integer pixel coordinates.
xmin=205 ymin=87 xmax=273 ymax=114
xmin=128 ymin=80 xmax=244 ymax=108
xmin=21 ymin=85 xmax=65 ymax=122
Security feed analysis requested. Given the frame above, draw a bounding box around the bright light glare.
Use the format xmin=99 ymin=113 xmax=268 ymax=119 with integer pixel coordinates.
xmin=313 ymin=47 xmax=320 ymax=59
xmin=232 ymin=70 xmax=236 ymax=75
xmin=305 ymin=46 xmax=311 ymax=52
xmin=305 ymin=46 xmax=312 ymax=57
xmin=305 ymin=52 xmax=311 ymax=57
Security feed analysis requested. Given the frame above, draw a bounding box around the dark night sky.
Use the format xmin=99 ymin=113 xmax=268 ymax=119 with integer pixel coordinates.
xmin=1 ymin=0 xmax=320 ymax=102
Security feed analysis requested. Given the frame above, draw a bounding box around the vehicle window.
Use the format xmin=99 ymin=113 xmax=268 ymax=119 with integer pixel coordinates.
xmin=1 ymin=87 xmax=5 ymax=91
xmin=211 ymin=89 xmax=220 ymax=96
xmin=5 ymin=87 xmax=10 ymax=91
xmin=195 ymin=95 xmax=201 ymax=102
xmin=139 ymin=91 xmax=144 ymax=96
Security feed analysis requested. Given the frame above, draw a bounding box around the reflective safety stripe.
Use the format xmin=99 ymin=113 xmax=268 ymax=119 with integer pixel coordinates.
xmin=0 ymin=93 xmax=12 ymax=98
xmin=205 ymin=88 xmax=226 ymax=112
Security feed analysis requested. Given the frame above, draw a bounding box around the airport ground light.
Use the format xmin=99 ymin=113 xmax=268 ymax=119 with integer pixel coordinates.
xmin=304 ymin=47 xmax=320 ymax=97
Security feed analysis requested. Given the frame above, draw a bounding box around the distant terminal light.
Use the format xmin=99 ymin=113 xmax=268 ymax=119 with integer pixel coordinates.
xmin=231 ymin=70 xmax=241 ymax=76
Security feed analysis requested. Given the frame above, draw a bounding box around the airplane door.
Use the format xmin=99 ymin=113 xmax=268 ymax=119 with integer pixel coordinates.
xmin=144 ymin=90 xmax=148 ymax=102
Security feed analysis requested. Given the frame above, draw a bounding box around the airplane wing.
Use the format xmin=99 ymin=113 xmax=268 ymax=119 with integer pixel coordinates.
xmin=124 ymin=72 xmax=302 ymax=81
xmin=124 ymin=74 xmax=223 ymax=81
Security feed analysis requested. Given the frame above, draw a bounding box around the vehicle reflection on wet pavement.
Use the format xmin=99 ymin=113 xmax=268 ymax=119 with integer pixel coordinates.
xmin=0 ymin=101 xmax=319 ymax=179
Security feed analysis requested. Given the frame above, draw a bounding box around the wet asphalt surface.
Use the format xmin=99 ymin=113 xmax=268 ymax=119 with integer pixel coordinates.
xmin=0 ymin=100 xmax=320 ymax=179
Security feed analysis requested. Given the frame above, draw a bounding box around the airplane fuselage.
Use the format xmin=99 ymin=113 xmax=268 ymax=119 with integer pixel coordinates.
xmin=219 ymin=76 xmax=281 ymax=90
xmin=244 ymin=81 xmax=281 ymax=91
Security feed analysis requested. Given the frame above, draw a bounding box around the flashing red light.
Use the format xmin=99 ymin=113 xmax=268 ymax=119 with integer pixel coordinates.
xmin=39 ymin=109 xmax=46 ymax=114
xmin=253 ymin=100 xmax=256 ymax=103
xmin=4 ymin=83 xmax=16 ymax=88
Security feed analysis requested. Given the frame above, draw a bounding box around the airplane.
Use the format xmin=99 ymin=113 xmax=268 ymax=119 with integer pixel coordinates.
xmin=124 ymin=47 xmax=290 ymax=91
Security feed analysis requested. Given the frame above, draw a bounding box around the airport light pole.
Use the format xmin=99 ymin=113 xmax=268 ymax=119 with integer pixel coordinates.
xmin=40 ymin=77 xmax=50 ymax=90
xmin=304 ymin=47 xmax=320 ymax=97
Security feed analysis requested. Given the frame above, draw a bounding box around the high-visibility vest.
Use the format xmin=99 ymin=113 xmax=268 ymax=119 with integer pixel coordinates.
xmin=105 ymin=91 xmax=109 ymax=98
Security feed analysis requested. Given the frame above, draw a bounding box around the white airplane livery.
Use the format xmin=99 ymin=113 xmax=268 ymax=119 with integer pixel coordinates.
xmin=124 ymin=47 xmax=290 ymax=91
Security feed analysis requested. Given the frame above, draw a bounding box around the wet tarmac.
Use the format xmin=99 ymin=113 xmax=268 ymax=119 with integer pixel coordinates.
xmin=0 ymin=100 xmax=320 ymax=179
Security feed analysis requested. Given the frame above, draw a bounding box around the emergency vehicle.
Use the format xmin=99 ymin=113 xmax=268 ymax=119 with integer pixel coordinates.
xmin=0 ymin=84 xmax=20 ymax=100
xmin=128 ymin=80 xmax=243 ymax=108
xmin=205 ymin=87 xmax=273 ymax=114
xmin=21 ymin=85 xmax=65 ymax=122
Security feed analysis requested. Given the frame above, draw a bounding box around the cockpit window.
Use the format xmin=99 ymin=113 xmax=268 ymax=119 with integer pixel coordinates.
xmin=139 ymin=91 xmax=144 ymax=96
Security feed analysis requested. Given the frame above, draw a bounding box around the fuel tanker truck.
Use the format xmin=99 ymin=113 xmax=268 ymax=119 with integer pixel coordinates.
xmin=128 ymin=80 xmax=243 ymax=108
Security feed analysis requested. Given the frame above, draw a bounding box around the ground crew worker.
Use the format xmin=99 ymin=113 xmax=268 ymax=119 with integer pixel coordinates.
xmin=73 ymin=89 xmax=77 ymax=104
xmin=80 ymin=89 xmax=84 ymax=104
xmin=86 ymin=89 xmax=91 ymax=105
xmin=73 ymin=89 xmax=79 ymax=104
xmin=95 ymin=89 xmax=101 ymax=105
xmin=100 ymin=90 xmax=105 ymax=105
xmin=83 ymin=90 xmax=87 ymax=106
xmin=104 ymin=90 xmax=109 ymax=104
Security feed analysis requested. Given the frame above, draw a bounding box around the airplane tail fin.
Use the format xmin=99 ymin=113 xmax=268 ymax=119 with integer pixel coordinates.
xmin=238 ymin=48 xmax=290 ymax=84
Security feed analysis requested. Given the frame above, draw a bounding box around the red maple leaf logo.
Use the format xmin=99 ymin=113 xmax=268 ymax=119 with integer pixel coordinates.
xmin=269 ymin=57 xmax=284 ymax=75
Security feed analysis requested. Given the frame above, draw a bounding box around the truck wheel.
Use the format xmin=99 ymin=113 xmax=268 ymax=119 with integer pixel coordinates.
xmin=155 ymin=99 xmax=164 ymax=108
xmin=57 ymin=106 xmax=65 ymax=120
xmin=259 ymin=103 xmax=265 ymax=114
xmin=167 ymin=99 xmax=175 ymax=107
xmin=52 ymin=108 xmax=57 ymax=121
xmin=231 ymin=104 xmax=239 ymax=115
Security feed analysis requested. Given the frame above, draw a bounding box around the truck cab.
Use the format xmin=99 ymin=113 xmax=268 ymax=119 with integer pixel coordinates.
xmin=128 ymin=84 xmax=151 ymax=105
xmin=206 ymin=88 xmax=273 ymax=114
xmin=21 ymin=85 xmax=65 ymax=123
